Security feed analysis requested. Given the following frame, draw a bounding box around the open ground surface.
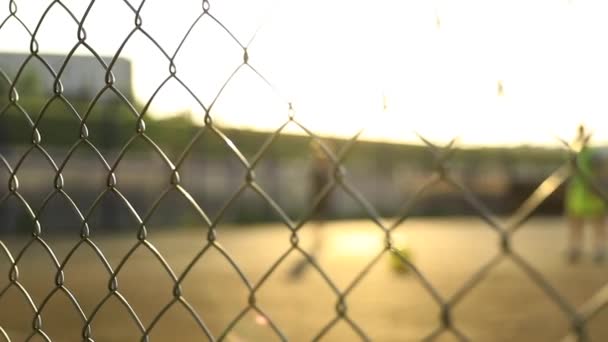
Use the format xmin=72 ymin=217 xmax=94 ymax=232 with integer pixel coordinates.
xmin=1 ymin=217 xmax=608 ymax=341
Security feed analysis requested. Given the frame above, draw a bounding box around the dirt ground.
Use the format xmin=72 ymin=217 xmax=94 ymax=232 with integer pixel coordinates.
xmin=1 ymin=217 xmax=608 ymax=341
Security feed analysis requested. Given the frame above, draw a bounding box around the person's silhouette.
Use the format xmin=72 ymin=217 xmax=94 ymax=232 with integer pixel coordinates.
xmin=289 ymin=140 xmax=333 ymax=278
xmin=564 ymin=125 xmax=607 ymax=263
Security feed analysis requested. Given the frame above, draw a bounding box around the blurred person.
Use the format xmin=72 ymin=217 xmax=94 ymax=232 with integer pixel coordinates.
xmin=288 ymin=140 xmax=334 ymax=279
xmin=564 ymin=125 xmax=607 ymax=263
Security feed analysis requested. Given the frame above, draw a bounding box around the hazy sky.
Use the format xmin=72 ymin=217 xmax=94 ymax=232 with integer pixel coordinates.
xmin=2 ymin=0 xmax=608 ymax=146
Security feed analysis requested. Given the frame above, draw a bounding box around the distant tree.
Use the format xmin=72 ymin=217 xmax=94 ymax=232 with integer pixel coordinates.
xmin=17 ymin=69 xmax=44 ymax=99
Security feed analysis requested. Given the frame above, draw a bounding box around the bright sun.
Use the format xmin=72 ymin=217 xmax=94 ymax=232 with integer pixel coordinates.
xmin=3 ymin=0 xmax=608 ymax=146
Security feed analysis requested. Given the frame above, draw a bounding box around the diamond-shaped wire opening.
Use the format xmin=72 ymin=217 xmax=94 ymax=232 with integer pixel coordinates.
xmin=347 ymin=248 xmax=442 ymax=341
xmin=85 ymin=291 xmax=145 ymax=341
xmin=142 ymin=297 xmax=214 ymax=342
xmin=135 ymin=188 xmax=211 ymax=272
xmin=58 ymin=142 xmax=110 ymax=212
xmin=286 ymin=134 xmax=343 ymax=223
xmin=58 ymin=239 xmax=113 ymax=319
xmin=9 ymin=236 xmax=60 ymax=309
xmin=79 ymin=90 xmax=140 ymax=161
xmin=510 ymin=216 xmax=608 ymax=304
xmin=204 ymin=192 xmax=295 ymax=283
xmin=167 ymin=13 xmax=244 ymax=108
xmin=29 ymin=3 xmax=82 ymax=57
xmin=210 ymin=179 xmax=282 ymax=225
xmin=209 ymin=0 xmax=274 ymax=45
xmin=110 ymin=137 xmax=173 ymax=215
xmin=252 ymin=249 xmax=339 ymax=340
xmin=313 ymin=318 xmax=370 ymax=341
xmin=294 ymin=198 xmax=387 ymax=290
xmin=9 ymin=148 xmax=58 ymax=214
xmin=178 ymin=243 xmax=252 ymax=338
xmin=0 ymin=14 xmax=33 ymax=53
xmin=210 ymin=65 xmax=287 ymax=132
xmin=100 ymin=30 xmax=173 ymax=111
xmin=81 ymin=0 xmax=136 ymax=58
xmin=141 ymin=186 xmax=209 ymax=231
xmin=33 ymin=286 xmax=87 ymax=341
xmin=392 ymin=216 xmax=498 ymax=304
xmin=144 ymin=113 xmax=201 ymax=163
xmin=339 ymin=141 xmax=430 ymax=218
xmin=107 ymin=240 xmax=179 ymax=328
xmin=216 ymin=107 xmax=295 ymax=168
xmin=5 ymin=58 xmax=55 ymax=118
xmin=0 ymin=284 xmax=39 ymax=341
xmin=175 ymin=126 xmax=249 ymax=223
xmin=452 ymin=259 xmax=572 ymax=341
xmin=83 ymin=189 xmax=142 ymax=237
xmin=33 ymin=191 xmax=84 ymax=248
xmin=52 ymin=48 xmax=121 ymax=109
xmin=241 ymin=129 xmax=336 ymax=219
xmin=33 ymin=98 xmax=83 ymax=156
xmin=137 ymin=1 xmax=204 ymax=55
xmin=447 ymin=148 xmax=516 ymax=215
xmin=5 ymin=1 xmax=48 ymax=31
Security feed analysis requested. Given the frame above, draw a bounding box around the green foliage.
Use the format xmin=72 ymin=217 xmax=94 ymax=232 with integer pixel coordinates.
xmin=0 ymin=93 xmax=569 ymax=167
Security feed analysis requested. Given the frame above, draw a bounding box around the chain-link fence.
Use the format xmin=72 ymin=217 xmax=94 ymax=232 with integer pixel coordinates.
xmin=2 ymin=0 xmax=608 ymax=341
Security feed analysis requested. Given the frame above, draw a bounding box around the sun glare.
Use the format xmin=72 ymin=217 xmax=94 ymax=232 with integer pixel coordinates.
xmin=3 ymin=0 xmax=608 ymax=146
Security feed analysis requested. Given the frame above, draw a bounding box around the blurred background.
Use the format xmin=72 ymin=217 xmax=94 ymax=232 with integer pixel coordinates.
xmin=2 ymin=0 xmax=608 ymax=341
xmin=2 ymin=0 xmax=608 ymax=229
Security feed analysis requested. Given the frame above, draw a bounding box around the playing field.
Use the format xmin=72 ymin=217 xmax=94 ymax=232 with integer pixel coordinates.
xmin=1 ymin=217 xmax=608 ymax=341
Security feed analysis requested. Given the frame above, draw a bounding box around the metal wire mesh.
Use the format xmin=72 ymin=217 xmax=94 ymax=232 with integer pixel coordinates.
xmin=1 ymin=1 xmax=608 ymax=341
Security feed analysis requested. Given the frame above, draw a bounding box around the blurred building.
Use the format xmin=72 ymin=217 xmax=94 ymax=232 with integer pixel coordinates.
xmin=0 ymin=143 xmax=568 ymax=235
xmin=0 ymin=52 xmax=133 ymax=101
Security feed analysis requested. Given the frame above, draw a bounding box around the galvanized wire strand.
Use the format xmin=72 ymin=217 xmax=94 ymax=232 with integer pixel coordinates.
xmin=449 ymin=326 xmax=470 ymax=341
xmin=421 ymin=325 xmax=446 ymax=342
xmin=389 ymin=173 xmax=442 ymax=231
xmin=446 ymin=253 xmax=505 ymax=307
xmin=216 ymin=306 xmax=252 ymax=342
xmin=509 ymin=251 xmax=578 ymax=319
xmin=423 ymin=325 xmax=469 ymax=342
xmin=84 ymin=290 xmax=146 ymax=340
xmin=175 ymin=297 xmax=216 ymax=341
xmin=0 ymin=326 xmax=10 ymax=341
xmin=580 ymin=284 xmax=608 ymax=324
xmin=311 ymin=316 xmax=342 ymax=342
xmin=505 ymin=163 xmax=570 ymax=233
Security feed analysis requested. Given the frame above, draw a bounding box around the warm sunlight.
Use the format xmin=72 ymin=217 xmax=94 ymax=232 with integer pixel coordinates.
xmin=2 ymin=0 xmax=608 ymax=145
